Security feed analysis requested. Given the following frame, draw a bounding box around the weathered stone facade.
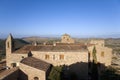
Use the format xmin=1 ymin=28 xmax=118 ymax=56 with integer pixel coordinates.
xmin=20 ymin=63 xmax=46 ymax=80
xmin=32 ymin=51 xmax=88 ymax=66
xmin=4 ymin=34 xmax=112 ymax=80
xmin=6 ymin=53 xmax=28 ymax=68
xmin=88 ymin=40 xmax=112 ymax=66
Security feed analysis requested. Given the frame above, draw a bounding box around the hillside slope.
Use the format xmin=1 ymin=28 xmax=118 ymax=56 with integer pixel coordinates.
xmin=0 ymin=39 xmax=29 ymax=60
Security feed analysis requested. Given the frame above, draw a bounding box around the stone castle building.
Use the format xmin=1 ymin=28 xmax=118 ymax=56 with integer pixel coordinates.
xmin=0 ymin=34 xmax=112 ymax=80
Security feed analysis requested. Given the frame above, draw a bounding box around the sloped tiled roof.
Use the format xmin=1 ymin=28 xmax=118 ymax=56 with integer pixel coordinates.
xmin=14 ymin=44 xmax=88 ymax=53
xmin=0 ymin=67 xmax=19 ymax=80
xmin=21 ymin=57 xmax=51 ymax=71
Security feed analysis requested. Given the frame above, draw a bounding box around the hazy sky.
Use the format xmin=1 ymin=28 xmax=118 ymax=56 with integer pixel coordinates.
xmin=0 ymin=0 xmax=120 ymax=38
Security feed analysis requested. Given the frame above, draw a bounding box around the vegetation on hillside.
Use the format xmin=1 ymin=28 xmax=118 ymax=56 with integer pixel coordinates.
xmin=0 ymin=39 xmax=29 ymax=61
xmin=0 ymin=39 xmax=5 ymax=60
xmin=14 ymin=39 xmax=29 ymax=50
xmin=105 ymin=39 xmax=120 ymax=54
xmin=23 ymin=37 xmax=60 ymax=44
xmin=100 ymin=67 xmax=120 ymax=80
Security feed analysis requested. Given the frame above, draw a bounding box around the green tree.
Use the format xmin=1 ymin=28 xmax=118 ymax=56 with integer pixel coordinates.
xmin=100 ymin=67 xmax=120 ymax=80
xmin=91 ymin=46 xmax=98 ymax=80
xmin=48 ymin=66 xmax=63 ymax=80
xmin=92 ymin=46 xmax=97 ymax=64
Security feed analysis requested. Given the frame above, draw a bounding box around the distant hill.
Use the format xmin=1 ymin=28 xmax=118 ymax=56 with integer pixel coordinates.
xmin=105 ymin=38 xmax=120 ymax=54
xmin=0 ymin=39 xmax=5 ymax=51
xmin=0 ymin=39 xmax=29 ymax=57
xmin=0 ymin=39 xmax=29 ymax=50
xmin=22 ymin=37 xmax=60 ymax=44
xmin=0 ymin=37 xmax=120 ymax=54
xmin=23 ymin=36 xmax=120 ymax=54
xmin=14 ymin=39 xmax=29 ymax=50
xmin=22 ymin=36 xmax=103 ymax=44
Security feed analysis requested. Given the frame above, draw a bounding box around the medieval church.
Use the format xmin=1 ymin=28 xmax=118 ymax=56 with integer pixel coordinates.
xmin=0 ymin=34 xmax=112 ymax=80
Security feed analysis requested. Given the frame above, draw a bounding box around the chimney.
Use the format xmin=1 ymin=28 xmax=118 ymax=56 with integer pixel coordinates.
xmin=53 ymin=42 xmax=56 ymax=46
xmin=43 ymin=42 xmax=47 ymax=45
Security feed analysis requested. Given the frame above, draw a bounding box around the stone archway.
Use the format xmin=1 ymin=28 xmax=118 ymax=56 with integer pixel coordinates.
xmin=34 ymin=77 xmax=39 ymax=80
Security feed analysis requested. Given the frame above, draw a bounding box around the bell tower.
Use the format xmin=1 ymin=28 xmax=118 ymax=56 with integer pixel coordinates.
xmin=6 ymin=34 xmax=14 ymax=54
xmin=6 ymin=34 xmax=15 ymax=68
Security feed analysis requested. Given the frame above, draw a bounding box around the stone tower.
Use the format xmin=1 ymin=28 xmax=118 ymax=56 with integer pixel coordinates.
xmin=6 ymin=34 xmax=14 ymax=67
xmin=6 ymin=34 xmax=14 ymax=53
xmin=61 ymin=33 xmax=75 ymax=43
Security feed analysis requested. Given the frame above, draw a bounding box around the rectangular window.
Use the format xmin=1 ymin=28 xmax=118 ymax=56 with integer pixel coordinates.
xmin=11 ymin=63 xmax=16 ymax=67
xmin=53 ymin=55 xmax=55 ymax=60
xmin=7 ymin=42 xmax=9 ymax=48
xmin=60 ymin=55 xmax=64 ymax=60
xmin=45 ymin=54 xmax=49 ymax=60
xmin=101 ymin=51 xmax=104 ymax=57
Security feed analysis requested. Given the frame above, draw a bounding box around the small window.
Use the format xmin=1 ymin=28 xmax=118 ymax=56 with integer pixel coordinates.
xmin=34 ymin=77 xmax=39 ymax=80
xmin=53 ymin=55 xmax=55 ymax=60
xmin=7 ymin=42 xmax=9 ymax=48
xmin=45 ymin=54 xmax=49 ymax=60
xmin=60 ymin=55 xmax=64 ymax=60
xmin=11 ymin=63 xmax=16 ymax=67
xmin=22 ymin=56 xmax=24 ymax=59
xmin=101 ymin=51 xmax=104 ymax=57
xmin=67 ymin=38 xmax=69 ymax=41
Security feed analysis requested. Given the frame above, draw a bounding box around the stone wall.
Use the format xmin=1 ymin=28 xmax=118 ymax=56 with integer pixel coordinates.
xmin=20 ymin=63 xmax=46 ymax=80
xmin=90 ymin=40 xmax=105 ymax=47
xmin=6 ymin=53 xmax=27 ymax=68
xmin=88 ymin=45 xmax=112 ymax=66
xmin=32 ymin=51 xmax=88 ymax=66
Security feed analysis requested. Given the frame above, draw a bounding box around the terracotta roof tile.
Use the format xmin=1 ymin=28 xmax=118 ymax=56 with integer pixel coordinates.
xmin=0 ymin=67 xmax=19 ymax=79
xmin=21 ymin=57 xmax=51 ymax=71
xmin=14 ymin=44 xmax=88 ymax=53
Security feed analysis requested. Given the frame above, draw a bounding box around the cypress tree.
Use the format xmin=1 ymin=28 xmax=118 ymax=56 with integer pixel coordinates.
xmin=92 ymin=46 xmax=97 ymax=64
xmin=91 ymin=46 xmax=98 ymax=80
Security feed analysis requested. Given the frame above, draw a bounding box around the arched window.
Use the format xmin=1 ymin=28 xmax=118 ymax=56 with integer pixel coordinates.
xmin=34 ymin=77 xmax=39 ymax=80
